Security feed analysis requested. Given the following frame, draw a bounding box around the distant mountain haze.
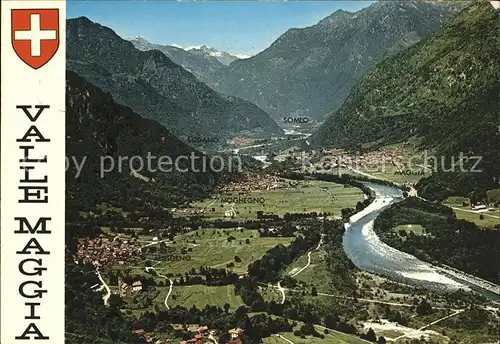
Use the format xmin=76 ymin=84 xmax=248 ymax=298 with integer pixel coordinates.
xmin=66 ymin=17 xmax=283 ymax=141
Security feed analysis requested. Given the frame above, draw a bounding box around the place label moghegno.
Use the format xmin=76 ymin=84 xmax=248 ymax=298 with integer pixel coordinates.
xmin=1 ymin=2 xmax=65 ymax=343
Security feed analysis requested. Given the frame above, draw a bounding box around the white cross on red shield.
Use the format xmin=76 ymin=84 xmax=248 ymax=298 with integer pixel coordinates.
xmin=11 ymin=9 xmax=60 ymax=69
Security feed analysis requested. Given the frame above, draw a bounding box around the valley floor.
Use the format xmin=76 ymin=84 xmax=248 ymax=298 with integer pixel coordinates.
xmin=88 ymin=171 xmax=498 ymax=344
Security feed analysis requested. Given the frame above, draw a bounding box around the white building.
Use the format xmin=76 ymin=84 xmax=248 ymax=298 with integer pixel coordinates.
xmin=472 ymin=204 xmax=488 ymax=212
xmin=132 ymin=281 xmax=143 ymax=292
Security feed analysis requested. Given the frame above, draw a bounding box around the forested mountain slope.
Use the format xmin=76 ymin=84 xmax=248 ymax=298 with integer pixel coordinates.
xmin=312 ymin=1 xmax=499 ymax=179
xmin=215 ymin=1 xmax=462 ymax=120
xmin=66 ymin=70 xmax=234 ymax=213
xmin=66 ymin=17 xmax=282 ymax=140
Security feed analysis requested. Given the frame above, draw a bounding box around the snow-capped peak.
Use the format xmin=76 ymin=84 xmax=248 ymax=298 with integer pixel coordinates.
xmin=130 ymin=37 xmax=251 ymax=65
xmin=173 ymin=43 xmax=250 ymax=65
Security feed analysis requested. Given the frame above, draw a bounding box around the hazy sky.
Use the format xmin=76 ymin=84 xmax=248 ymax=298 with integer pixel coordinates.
xmin=67 ymin=1 xmax=374 ymax=56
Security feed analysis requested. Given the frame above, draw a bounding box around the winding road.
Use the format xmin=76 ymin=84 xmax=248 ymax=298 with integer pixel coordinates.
xmin=290 ymin=235 xmax=324 ymax=278
xmin=152 ymin=267 xmax=174 ymax=309
xmin=272 ymin=334 xmax=295 ymax=344
xmin=141 ymin=239 xmax=169 ymax=249
xmin=274 ymin=236 xmax=325 ymax=304
xmin=315 ymin=325 xmax=373 ymax=344
xmin=96 ymin=268 xmax=111 ymax=306
xmin=262 ymin=283 xmax=461 ymax=311
xmin=276 ymin=281 xmax=286 ymax=304
xmin=270 ymin=236 xmax=326 ymax=305
xmin=160 ymin=274 xmax=174 ymax=309
xmin=393 ymin=309 xmax=465 ymax=341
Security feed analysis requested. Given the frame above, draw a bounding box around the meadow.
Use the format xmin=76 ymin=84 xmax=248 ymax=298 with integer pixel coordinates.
xmin=171 ymin=180 xmax=364 ymax=220
xmin=393 ymin=224 xmax=427 ymax=239
xmin=283 ymin=248 xmax=336 ymax=294
xmin=122 ymin=284 xmax=244 ymax=315
xmin=149 ymin=228 xmax=294 ymax=275
xmin=443 ymin=196 xmax=500 ymax=229
xmin=262 ymin=325 xmax=368 ymax=344
xmin=168 ymin=284 xmax=244 ymax=310
xmin=451 ymin=208 xmax=500 ymax=229
xmin=354 ymin=164 xmax=426 ymax=184
xmin=122 ymin=285 xmax=171 ymax=316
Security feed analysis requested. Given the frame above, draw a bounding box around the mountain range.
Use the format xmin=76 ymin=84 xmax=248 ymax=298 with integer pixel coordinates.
xmin=181 ymin=44 xmax=248 ymax=65
xmin=125 ymin=1 xmax=465 ymax=126
xmin=62 ymin=3 xmax=500 ymax=343
xmin=311 ymin=1 xmax=499 ymax=176
xmin=129 ymin=36 xmax=233 ymax=93
xmin=204 ymin=1 xmax=464 ymax=121
xmin=66 ymin=70 xmax=234 ymax=212
xmin=66 ymin=17 xmax=282 ymax=142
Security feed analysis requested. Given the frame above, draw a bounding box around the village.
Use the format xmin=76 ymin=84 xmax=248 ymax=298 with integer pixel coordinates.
xmin=217 ymin=173 xmax=293 ymax=192
xmin=253 ymin=145 xmax=411 ymax=174
xmin=304 ymin=147 xmax=409 ymax=172
xmin=76 ymin=236 xmax=142 ymax=267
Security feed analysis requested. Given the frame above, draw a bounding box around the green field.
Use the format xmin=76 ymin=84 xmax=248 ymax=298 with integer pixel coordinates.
xmin=394 ymin=224 xmax=426 ymax=238
xmin=443 ymin=197 xmax=499 ymax=229
xmin=171 ymin=180 xmax=364 ymax=220
xmin=448 ymin=207 xmax=499 ymax=229
xmin=355 ymin=164 xmax=426 ymax=184
xmin=150 ymin=228 xmax=294 ymax=275
xmin=122 ymin=284 xmax=244 ymax=315
xmin=122 ymin=286 xmax=171 ymax=316
xmin=262 ymin=325 xmax=368 ymax=344
xmin=168 ymin=284 xmax=244 ymax=310
xmin=283 ymin=249 xmax=335 ymax=293
xmin=443 ymin=196 xmax=469 ymax=207
xmin=454 ymin=209 xmax=499 ymax=228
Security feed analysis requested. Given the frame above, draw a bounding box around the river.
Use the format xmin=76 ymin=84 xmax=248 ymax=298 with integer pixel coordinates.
xmin=342 ymin=182 xmax=500 ymax=301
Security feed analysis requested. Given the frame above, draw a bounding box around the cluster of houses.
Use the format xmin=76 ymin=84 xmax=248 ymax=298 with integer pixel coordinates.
xmin=227 ymin=328 xmax=244 ymax=344
xmin=117 ymin=277 xmax=143 ymax=297
xmin=318 ymin=148 xmax=406 ymax=169
xmin=290 ymin=147 xmax=407 ymax=172
xmin=132 ymin=326 xmax=243 ymax=344
xmin=218 ymin=174 xmax=289 ymax=192
xmin=178 ymin=326 xmax=243 ymax=344
xmin=347 ymin=149 xmax=406 ymax=169
xmin=132 ymin=329 xmax=168 ymax=344
xmin=228 ymin=137 xmax=255 ymax=147
xmin=318 ymin=148 xmax=347 ymax=155
xmin=76 ymin=236 xmax=142 ymax=267
xmin=179 ymin=325 xmax=217 ymax=344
